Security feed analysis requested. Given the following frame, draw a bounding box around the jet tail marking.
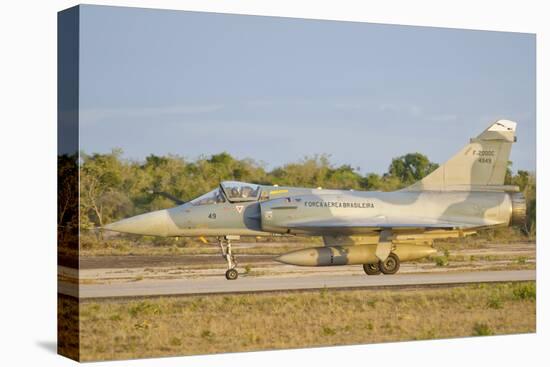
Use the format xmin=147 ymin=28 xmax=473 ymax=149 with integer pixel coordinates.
xmin=404 ymin=119 xmax=517 ymax=191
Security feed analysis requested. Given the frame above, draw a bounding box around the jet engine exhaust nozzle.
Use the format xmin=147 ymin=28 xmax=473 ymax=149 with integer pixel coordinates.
xmin=510 ymin=192 xmax=527 ymax=227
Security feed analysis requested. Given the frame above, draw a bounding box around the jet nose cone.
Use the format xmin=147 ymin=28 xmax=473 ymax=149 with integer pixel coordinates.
xmin=103 ymin=209 xmax=177 ymax=237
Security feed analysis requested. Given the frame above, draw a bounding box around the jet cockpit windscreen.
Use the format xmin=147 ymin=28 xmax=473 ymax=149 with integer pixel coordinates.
xmin=220 ymin=181 xmax=261 ymax=202
xmin=190 ymin=188 xmax=226 ymax=206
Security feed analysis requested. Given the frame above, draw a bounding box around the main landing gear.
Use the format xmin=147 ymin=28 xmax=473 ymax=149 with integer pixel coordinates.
xmin=363 ymin=253 xmax=400 ymax=275
xmin=218 ymin=235 xmax=240 ymax=280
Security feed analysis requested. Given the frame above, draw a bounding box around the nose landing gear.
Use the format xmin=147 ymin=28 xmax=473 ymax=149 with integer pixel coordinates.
xmin=218 ymin=235 xmax=240 ymax=280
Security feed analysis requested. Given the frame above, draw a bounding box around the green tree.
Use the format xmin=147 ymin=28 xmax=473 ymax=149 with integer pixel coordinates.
xmin=504 ymin=160 xmax=513 ymax=184
xmin=80 ymin=149 xmax=133 ymax=228
xmin=324 ymin=165 xmax=363 ymax=190
xmin=362 ymin=173 xmax=403 ymax=191
xmin=511 ymin=170 xmax=530 ymax=191
xmin=270 ymin=155 xmax=331 ymax=188
xmin=387 ymin=153 xmax=439 ymax=186
xmin=509 ymin=169 xmax=536 ymax=235
xmin=519 ymin=171 xmax=536 ymax=235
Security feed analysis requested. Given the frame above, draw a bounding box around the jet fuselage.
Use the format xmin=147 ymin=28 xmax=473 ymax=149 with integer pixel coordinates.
xmin=105 ymin=184 xmax=520 ymax=238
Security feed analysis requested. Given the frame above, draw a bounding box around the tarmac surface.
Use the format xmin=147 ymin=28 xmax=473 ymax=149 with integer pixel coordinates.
xmin=59 ymin=269 xmax=535 ymax=300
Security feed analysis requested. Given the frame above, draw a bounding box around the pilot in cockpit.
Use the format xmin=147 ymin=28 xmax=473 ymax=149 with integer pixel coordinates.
xmin=231 ymin=187 xmax=240 ymax=198
xmin=241 ymin=186 xmax=253 ymax=198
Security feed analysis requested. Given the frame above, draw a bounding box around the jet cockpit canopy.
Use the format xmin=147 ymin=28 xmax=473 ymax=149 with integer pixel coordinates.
xmin=190 ymin=188 xmax=226 ymax=206
xmin=220 ymin=181 xmax=261 ymax=202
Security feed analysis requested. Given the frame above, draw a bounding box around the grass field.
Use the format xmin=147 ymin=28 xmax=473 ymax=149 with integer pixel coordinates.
xmin=76 ymin=281 xmax=536 ymax=361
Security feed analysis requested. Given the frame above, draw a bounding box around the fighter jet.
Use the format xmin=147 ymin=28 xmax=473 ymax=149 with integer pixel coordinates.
xmin=104 ymin=120 xmax=526 ymax=280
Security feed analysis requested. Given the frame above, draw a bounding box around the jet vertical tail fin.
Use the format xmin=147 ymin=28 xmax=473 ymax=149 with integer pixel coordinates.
xmin=404 ymin=119 xmax=517 ymax=191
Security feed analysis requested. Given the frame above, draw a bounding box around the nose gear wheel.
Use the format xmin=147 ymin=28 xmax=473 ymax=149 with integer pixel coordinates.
xmin=218 ymin=236 xmax=239 ymax=280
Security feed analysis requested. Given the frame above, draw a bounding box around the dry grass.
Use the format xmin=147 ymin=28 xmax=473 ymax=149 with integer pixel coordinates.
xmin=78 ymin=282 xmax=536 ymax=361
xmin=58 ymin=295 xmax=80 ymax=360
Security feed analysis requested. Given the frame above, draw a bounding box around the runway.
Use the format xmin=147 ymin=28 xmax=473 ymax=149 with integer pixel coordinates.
xmin=59 ymin=269 xmax=535 ymax=300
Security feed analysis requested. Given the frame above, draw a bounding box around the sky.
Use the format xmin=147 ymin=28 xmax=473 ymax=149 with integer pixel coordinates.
xmin=79 ymin=5 xmax=536 ymax=174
